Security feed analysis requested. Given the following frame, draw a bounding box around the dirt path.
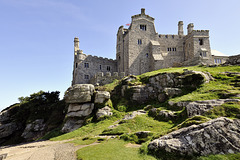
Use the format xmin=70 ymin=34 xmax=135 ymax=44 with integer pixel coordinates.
xmin=0 ymin=140 xmax=98 ymax=160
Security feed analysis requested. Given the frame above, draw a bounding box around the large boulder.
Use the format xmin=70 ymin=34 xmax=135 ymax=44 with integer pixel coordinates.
xmin=61 ymin=119 xmax=85 ymax=133
xmin=64 ymin=84 xmax=95 ymax=103
xmin=94 ymin=91 xmax=110 ymax=104
xmin=66 ymin=103 xmax=94 ymax=118
xmin=96 ymin=106 xmax=113 ymax=120
xmin=148 ymin=117 xmax=240 ymax=157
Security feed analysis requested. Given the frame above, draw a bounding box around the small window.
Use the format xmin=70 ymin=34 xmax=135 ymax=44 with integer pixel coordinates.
xmin=199 ymin=39 xmax=204 ymax=45
xmin=138 ymin=39 xmax=142 ymax=45
xmin=172 ymin=35 xmax=174 ymax=39
xmin=84 ymin=63 xmax=89 ymax=68
xmin=140 ymin=25 xmax=146 ymax=31
xmin=168 ymin=48 xmax=171 ymax=51
xmin=165 ymin=35 xmax=168 ymax=38
xmin=107 ymin=66 xmax=111 ymax=71
xmin=99 ymin=65 xmax=102 ymax=70
xmin=75 ymin=63 xmax=78 ymax=68
xmin=84 ymin=75 xmax=89 ymax=79
xmin=200 ymin=52 xmax=207 ymax=57
xmin=146 ymin=53 xmax=149 ymax=58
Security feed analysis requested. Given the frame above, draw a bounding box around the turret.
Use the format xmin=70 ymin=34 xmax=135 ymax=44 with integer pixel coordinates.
xmin=187 ymin=23 xmax=194 ymax=34
xmin=74 ymin=37 xmax=79 ymax=55
xmin=178 ymin=21 xmax=184 ymax=36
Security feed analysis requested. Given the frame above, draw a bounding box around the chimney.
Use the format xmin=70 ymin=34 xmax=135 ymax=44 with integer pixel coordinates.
xmin=178 ymin=21 xmax=184 ymax=36
xmin=141 ymin=8 xmax=145 ymax=15
xmin=187 ymin=23 xmax=194 ymax=34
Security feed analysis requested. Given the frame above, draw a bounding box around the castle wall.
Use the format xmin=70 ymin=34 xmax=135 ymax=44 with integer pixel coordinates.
xmin=72 ymin=53 xmax=117 ymax=85
xmin=157 ymin=34 xmax=185 ymax=68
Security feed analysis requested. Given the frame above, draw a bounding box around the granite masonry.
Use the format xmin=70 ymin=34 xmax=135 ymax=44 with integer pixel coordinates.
xmin=72 ymin=8 xmax=228 ymax=85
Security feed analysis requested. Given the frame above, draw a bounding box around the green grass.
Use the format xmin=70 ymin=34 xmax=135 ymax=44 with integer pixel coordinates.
xmin=204 ymin=102 xmax=240 ymax=119
xmin=51 ymin=119 xmax=117 ymax=141
xmin=76 ymin=139 xmax=156 ymax=160
xmin=102 ymin=114 xmax=174 ymax=136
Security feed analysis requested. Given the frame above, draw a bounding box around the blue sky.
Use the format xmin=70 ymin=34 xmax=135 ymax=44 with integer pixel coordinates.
xmin=0 ymin=0 xmax=240 ymax=111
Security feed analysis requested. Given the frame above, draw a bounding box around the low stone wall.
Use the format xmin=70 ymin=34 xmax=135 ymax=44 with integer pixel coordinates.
xmin=90 ymin=72 xmax=125 ymax=86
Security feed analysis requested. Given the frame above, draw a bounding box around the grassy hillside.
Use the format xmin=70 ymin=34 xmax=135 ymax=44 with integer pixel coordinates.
xmin=50 ymin=65 xmax=240 ymax=160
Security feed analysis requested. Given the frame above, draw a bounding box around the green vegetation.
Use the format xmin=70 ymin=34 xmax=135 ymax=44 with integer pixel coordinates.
xmin=77 ymin=139 xmax=156 ymax=160
xmin=197 ymin=153 xmax=240 ymax=160
xmin=205 ymin=102 xmax=240 ymax=119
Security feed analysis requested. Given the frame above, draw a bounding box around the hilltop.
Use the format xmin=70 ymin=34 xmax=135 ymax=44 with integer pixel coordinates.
xmin=1 ymin=65 xmax=240 ymax=160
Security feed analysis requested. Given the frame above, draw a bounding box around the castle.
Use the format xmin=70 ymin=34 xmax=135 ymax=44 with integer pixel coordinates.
xmin=72 ymin=8 xmax=227 ymax=85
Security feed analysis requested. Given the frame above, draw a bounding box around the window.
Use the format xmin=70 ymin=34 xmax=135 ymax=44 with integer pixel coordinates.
xmin=167 ymin=48 xmax=171 ymax=51
xmin=75 ymin=63 xmax=78 ymax=68
xmin=99 ymin=65 xmax=102 ymax=70
xmin=146 ymin=53 xmax=149 ymax=58
xmin=84 ymin=75 xmax=89 ymax=79
xmin=215 ymin=58 xmax=222 ymax=64
xmin=84 ymin=62 xmax=89 ymax=68
xmin=172 ymin=35 xmax=174 ymax=39
xmin=199 ymin=39 xmax=204 ymax=45
xmin=165 ymin=35 xmax=168 ymax=38
xmin=138 ymin=39 xmax=142 ymax=45
xmin=140 ymin=25 xmax=146 ymax=31
xmin=172 ymin=48 xmax=176 ymax=51
xmin=107 ymin=66 xmax=111 ymax=71
xmin=200 ymin=52 xmax=207 ymax=57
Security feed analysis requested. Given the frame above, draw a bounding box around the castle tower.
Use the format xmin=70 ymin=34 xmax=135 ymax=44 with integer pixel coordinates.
xmin=178 ymin=21 xmax=184 ymax=36
xmin=74 ymin=37 xmax=79 ymax=55
xmin=187 ymin=23 xmax=194 ymax=34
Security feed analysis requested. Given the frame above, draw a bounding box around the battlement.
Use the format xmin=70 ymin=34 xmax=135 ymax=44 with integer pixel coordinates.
xmin=194 ymin=30 xmax=209 ymax=32
xmin=158 ymin=34 xmax=183 ymax=39
xmin=90 ymin=72 xmax=126 ymax=85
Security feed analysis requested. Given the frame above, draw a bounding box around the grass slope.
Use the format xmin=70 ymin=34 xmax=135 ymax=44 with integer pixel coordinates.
xmin=51 ymin=65 xmax=240 ymax=160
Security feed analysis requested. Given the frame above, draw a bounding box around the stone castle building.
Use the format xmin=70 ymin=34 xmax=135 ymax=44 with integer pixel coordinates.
xmin=72 ymin=8 xmax=227 ymax=85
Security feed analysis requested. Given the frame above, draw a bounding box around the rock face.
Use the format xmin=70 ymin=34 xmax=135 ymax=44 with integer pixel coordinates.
xmin=21 ymin=119 xmax=46 ymax=139
xmin=62 ymin=103 xmax=95 ymax=133
xmin=169 ymin=99 xmax=240 ymax=117
xmin=148 ymin=117 xmax=240 ymax=157
xmin=66 ymin=103 xmax=94 ymax=118
xmin=64 ymin=84 xmax=94 ymax=103
xmin=96 ymin=106 xmax=113 ymax=120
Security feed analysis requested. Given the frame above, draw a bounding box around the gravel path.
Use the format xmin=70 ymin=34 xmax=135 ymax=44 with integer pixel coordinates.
xmin=0 ymin=140 xmax=78 ymax=160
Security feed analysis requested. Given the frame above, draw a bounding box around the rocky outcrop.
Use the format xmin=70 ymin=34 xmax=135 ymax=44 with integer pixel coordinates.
xmin=149 ymin=108 xmax=177 ymax=121
xmin=224 ymin=54 xmax=240 ymax=65
xmin=120 ymin=70 xmax=210 ymax=104
xmin=148 ymin=117 xmax=240 ymax=157
xmin=96 ymin=106 xmax=113 ymax=120
xmin=64 ymin=84 xmax=94 ymax=103
xmin=62 ymin=85 xmax=96 ymax=133
xmin=0 ymin=91 xmax=66 ymax=145
xmin=169 ymin=99 xmax=240 ymax=117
